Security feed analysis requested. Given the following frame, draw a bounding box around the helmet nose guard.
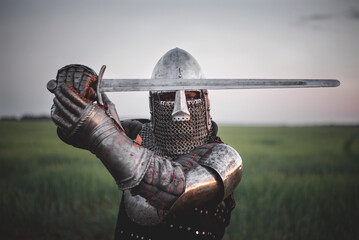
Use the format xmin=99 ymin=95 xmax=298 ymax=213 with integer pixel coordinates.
xmin=172 ymin=90 xmax=190 ymax=121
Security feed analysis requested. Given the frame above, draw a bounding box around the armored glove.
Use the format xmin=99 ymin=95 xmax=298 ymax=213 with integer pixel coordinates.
xmin=55 ymin=64 xmax=98 ymax=100
xmin=50 ymin=64 xmax=125 ymax=147
xmin=52 ymin=83 xmax=153 ymax=189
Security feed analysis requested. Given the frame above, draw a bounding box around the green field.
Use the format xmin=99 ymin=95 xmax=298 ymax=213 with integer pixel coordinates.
xmin=0 ymin=121 xmax=358 ymax=240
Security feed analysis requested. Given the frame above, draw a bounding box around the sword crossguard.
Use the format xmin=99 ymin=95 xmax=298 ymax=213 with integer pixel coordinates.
xmin=96 ymin=65 xmax=107 ymax=105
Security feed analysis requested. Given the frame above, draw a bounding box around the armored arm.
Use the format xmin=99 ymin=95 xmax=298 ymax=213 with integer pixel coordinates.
xmin=132 ymin=144 xmax=242 ymax=209
xmin=50 ymin=80 xmax=242 ymax=225
xmin=124 ymin=143 xmax=242 ymax=225
xmin=52 ymin=83 xmax=153 ymax=189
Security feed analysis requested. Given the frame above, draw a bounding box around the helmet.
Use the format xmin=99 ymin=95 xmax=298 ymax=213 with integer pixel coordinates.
xmin=148 ymin=48 xmax=212 ymax=158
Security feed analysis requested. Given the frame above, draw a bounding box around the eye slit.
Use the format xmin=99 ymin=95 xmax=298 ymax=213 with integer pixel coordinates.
xmin=159 ymin=92 xmax=176 ymax=101
xmin=185 ymin=91 xmax=200 ymax=101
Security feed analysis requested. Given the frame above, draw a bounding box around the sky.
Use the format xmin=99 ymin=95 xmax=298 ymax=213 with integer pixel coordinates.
xmin=0 ymin=0 xmax=358 ymax=125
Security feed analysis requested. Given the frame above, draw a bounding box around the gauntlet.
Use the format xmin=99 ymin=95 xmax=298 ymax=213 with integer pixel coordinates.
xmin=56 ymin=64 xmax=98 ymax=100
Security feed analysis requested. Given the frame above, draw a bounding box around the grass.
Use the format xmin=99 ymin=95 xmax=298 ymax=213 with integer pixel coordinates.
xmin=219 ymin=126 xmax=359 ymax=240
xmin=0 ymin=121 xmax=358 ymax=239
xmin=0 ymin=121 xmax=119 ymax=240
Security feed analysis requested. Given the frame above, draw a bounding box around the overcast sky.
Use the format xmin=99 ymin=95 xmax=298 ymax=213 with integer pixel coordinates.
xmin=0 ymin=0 xmax=358 ymax=125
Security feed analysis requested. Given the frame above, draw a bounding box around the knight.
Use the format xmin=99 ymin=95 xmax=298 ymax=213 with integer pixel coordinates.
xmin=50 ymin=48 xmax=243 ymax=239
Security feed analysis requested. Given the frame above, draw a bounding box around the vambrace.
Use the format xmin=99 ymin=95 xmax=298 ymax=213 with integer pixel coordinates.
xmin=73 ymin=103 xmax=154 ymax=189
xmin=91 ymin=116 xmax=154 ymax=189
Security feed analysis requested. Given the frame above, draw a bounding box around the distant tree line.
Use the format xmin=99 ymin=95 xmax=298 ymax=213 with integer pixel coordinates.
xmin=0 ymin=114 xmax=51 ymax=121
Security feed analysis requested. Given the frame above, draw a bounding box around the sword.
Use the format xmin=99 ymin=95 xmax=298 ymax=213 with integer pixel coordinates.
xmin=47 ymin=65 xmax=340 ymax=105
xmin=100 ymin=78 xmax=340 ymax=92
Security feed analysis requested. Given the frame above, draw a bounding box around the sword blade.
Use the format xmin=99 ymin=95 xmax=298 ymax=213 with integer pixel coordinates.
xmin=99 ymin=78 xmax=340 ymax=92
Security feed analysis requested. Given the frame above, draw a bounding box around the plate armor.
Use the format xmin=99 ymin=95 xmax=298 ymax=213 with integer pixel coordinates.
xmin=115 ymin=48 xmax=242 ymax=239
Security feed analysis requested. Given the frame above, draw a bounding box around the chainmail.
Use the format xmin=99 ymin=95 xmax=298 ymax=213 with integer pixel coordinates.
xmin=141 ymin=98 xmax=210 ymax=159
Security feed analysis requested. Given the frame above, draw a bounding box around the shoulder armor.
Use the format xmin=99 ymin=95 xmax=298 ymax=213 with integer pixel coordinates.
xmin=170 ymin=143 xmax=242 ymax=213
xmin=199 ymin=144 xmax=242 ymax=198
